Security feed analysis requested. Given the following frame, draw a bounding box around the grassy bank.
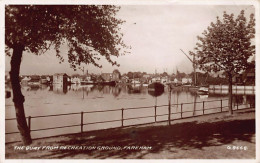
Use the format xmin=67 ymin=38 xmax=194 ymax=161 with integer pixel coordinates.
xmin=5 ymin=108 xmax=255 ymax=159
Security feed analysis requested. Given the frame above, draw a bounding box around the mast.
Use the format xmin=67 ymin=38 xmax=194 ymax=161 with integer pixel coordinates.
xmin=193 ymin=55 xmax=197 ymax=86
xmin=180 ymin=49 xmax=197 ymax=86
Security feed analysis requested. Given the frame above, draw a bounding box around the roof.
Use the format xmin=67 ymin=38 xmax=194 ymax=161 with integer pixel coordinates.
xmin=30 ymin=75 xmax=40 ymax=80
xmin=22 ymin=77 xmax=31 ymax=81
xmin=53 ymin=73 xmax=68 ymax=76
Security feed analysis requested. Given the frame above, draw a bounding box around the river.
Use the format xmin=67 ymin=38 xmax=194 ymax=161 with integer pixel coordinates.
xmin=5 ymin=84 xmax=255 ymax=143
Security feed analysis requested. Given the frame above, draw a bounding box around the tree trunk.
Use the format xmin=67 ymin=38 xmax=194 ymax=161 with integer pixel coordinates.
xmin=228 ymin=73 xmax=233 ymax=115
xmin=10 ymin=44 xmax=32 ymax=145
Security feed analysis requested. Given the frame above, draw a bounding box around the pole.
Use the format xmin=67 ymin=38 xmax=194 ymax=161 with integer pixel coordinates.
xmin=221 ymin=99 xmax=222 ymax=112
xmin=154 ymin=105 xmax=157 ymax=122
xmin=121 ymin=108 xmax=124 ymax=127
xmin=236 ymin=96 xmax=239 ymax=110
xmin=181 ymin=103 xmax=183 ymax=118
xmin=168 ymin=85 xmax=171 ymax=125
xmin=82 ymin=67 xmax=84 ymax=99
xmin=81 ymin=112 xmax=83 ymax=133
xmin=193 ymin=55 xmax=196 ymax=86
xmin=203 ymin=101 xmax=205 ymax=115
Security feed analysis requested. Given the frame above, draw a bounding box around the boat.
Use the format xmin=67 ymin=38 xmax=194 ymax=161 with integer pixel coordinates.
xmin=131 ymin=80 xmax=141 ymax=86
xmin=81 ymin=80 xmax=95 ymax=85
xmin=127 ymin=85 xmax=141 ymax=94
xmin=148 ymin=82 xmax=164 ymax=97
xmin=197 ymin=87 xmax=209 ymax=95
xmin=148 ymin=82 xmax=164 ymax=91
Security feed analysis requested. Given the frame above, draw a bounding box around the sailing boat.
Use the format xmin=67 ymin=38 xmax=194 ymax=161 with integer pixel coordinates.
xmin=148 ymin=69 xmax=164 ymax=91
xmin=180 ymin=49 xmax=200 ymax=91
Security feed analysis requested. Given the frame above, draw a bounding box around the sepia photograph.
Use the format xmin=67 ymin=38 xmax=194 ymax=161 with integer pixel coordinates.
xmin=1 ymin=0 xmax=259 ymax=161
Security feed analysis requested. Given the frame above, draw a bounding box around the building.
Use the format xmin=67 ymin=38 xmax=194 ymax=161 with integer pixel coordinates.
xmin=233 ymin=69 xmax=255 ymax=85
xmin=101 ymin=73 xmax=112 ymax=82
xmin=28 ymin=75 xmax=40 ymax=85
xmin=84 ymin=74 xmax=92 ymax=82
xmin=121 ymin=75 xmax=129 ymax=83
xmin=53 ymin=73 xmax=69 ymax=85
xmin=160 ymin=76 xmax=168 ymax=84
xmin=112 ymin=70 xmax=121 ymax=81
xmin=21 ymin=76 xmax=31 ymax=85
xmin=40 ymin=75 xmax=49 ymax=84
xmin=182 ymin=77 xmax=192 ymax=85
xmin=71 ymin=76 xmax=81 ymax=84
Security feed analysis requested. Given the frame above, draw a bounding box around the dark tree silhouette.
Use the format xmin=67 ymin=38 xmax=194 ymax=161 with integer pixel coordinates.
xmin=190 ymin=10 xmax=255 ymax=114
xmin=5 ymin=5 xmax=128 ymax=145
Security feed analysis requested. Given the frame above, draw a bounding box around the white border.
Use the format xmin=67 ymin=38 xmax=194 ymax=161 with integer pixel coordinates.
xmin=0 ymin=0 xmax=259 ymax=163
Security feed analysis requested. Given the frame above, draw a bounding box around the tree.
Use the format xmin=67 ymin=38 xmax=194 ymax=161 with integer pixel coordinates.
xmin=190 ymin=10 xmax=255 ymax=114
xmin=5 ymin=5 xmax=127 ymax=145
xmin=161 ymin=72 xmax=169 ymax=77
xmin=176 ymin=71 xmax=186 ymax=79
xmin=113 ymin=69 xmax=121 ymax=79
xmin=127 ymin=72 xmax=134 ymax=79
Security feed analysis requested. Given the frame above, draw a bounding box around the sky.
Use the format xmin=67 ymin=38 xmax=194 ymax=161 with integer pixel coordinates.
xmin=5 ymin=5 xmax=255 ymax=75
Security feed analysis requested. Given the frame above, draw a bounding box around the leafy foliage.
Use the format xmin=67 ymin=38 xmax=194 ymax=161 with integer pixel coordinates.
xmin=190 ymin=10 xmax=255 ymax=75
xmin=5 ymin=5 xmax=128 ymax=69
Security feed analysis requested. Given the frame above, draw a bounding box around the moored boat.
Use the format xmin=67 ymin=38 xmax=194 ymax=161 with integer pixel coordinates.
xmin=148 ymin=82 xmax=164 ymax=91
xmin=81 ymin=80 xmax=95 ymax=85
xmin=197 ymin=87 xmax=209 ymax=95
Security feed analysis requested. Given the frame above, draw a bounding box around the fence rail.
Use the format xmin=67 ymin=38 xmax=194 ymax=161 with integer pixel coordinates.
xmin=5 ymin=98 xmax=254 ymax=143
xmin=209 ymin=85 xmax=255 ymax=95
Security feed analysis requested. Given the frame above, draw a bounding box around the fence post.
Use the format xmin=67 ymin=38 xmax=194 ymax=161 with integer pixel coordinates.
xmin=121 ymin=108 xmax=124 ymax=127
xmin=154 ymin=105 xmax=157 ymax=122
xmin=237 ymin=97 xmax=239 ymax=110
xmin=181 ymin=103 xmax=183 ymax=118
xmin=28 ymin=116 xmax=31 ymax=133
xmin=81 ymin=112 xmax=83 ymax=133
xmin=220 ymin=99 xmax=222 ymax=112
xmin=168 ymin=105 xmax=171 ymax=125
xmin=168 ymin=86 xmax=171 ymax=125
xmin=203 ymin=101 xmax=205 ymax=115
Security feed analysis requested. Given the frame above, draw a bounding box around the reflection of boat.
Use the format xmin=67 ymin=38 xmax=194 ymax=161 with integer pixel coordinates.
xmin=131 ymin=79 xmax=141 ymax=87
xmin=188 ymin=86 xmax=200 ymax=90
xmin=128 ymin=85 xmax=141 ymax=94
xmin=198 ymin=94 xmax=208 ymax=99
xmin=197 ymin=87 xmax=209 ymax=95
xmin=148 ymin=82 xmax=164 ymax=97
xmin=27 ymin=82 xmax=40 ymax=86
xmin=81 ymin=84 xmax=94 ymax=92
xmin=98 ymin=81 xmax=117 ymax=86
xmin=148 ymin=89 xmax=164 ymax=97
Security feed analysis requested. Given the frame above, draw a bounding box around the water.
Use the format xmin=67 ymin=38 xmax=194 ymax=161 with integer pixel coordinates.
xmin=5 ymin=84 xmax=255 ymax=143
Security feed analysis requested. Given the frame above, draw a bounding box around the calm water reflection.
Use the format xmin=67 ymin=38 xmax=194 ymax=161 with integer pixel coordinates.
xmin=5 ymin=84 xmax=255 ymax=143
